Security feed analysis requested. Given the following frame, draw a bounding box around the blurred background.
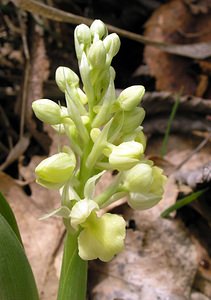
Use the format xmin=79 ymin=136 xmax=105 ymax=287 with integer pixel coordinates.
xmin=0 ymin=1 xmax=211 ymax=299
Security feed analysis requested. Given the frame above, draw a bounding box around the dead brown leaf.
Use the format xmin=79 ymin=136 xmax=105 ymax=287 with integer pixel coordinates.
xmin=17 ymin=22 xmax=51 ymax=152
xmin=87 ymin=134 xmax=206 ymax=299
xmin=144 ymin=0 xmax=211 ymax=97
xmin=185 ymin=0 xmax=211 ymax=15
xmin=175 ymin=162 xmax=211 ymax=189
xmin=0 ymin=135 xmax=30 ymax=171
xmin=147 ymin=134 xmax=211 ymax=172
xmin=142 ymin=91 xmax=211 ymax=115
xmin=190 ymin=292 xmax=210 ymax=300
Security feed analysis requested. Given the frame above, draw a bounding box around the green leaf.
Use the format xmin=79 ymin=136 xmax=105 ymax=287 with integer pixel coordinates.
xmin=0 ymin=192 xmax=22 ymax=243
xmin=160 ymin=92 xmax=181 ymax=157
xmin=161 ymin=188 xmax=208 ymax=218
xmin=57 ymin=231 xmax=87 ymax=300
xmin=0 ymin=214 xmax=39 ymax=300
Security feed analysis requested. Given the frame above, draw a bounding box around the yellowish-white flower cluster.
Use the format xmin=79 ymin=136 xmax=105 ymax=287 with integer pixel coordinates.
xmin=32 ymin=20 xmax=166 ymax=262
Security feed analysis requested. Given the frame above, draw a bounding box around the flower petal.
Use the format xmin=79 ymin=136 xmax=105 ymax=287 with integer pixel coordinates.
xmin=70 ymin=199 xmax=99 ymax=230
xmin=84 ymin=171 xmax=106 ymax=200
xmin=78 ymin=212 xmax=126 ymax=262
xmin=128 ymin=192 xmax=162 ymax=210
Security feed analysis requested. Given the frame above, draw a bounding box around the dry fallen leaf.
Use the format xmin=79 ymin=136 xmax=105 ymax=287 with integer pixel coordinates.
xmin=144 ymin=0 xmax=211 ymax=97
xmin=190 ymin=292 xmax=210 ymax=300
xmin=0 ymin=135 xmax=30 ymax=171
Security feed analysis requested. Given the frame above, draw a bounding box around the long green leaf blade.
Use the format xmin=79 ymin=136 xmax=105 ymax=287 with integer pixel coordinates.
xmin=0 ymin=192 xmax=22 ymax=243
xmin=161 ymin=188 xmax=208 ymax=218
xmin=0 ymin=214 xmax=39 ymax=300
xmin=160 ymin=93 xmax=180 ymax=157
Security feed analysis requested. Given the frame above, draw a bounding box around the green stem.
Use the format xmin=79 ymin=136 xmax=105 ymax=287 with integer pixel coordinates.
xmin=57 ymin=136 xmax=93 ymax=300
xmin=57 ymin=231 xmax=88 ymax=300
xmin=94 ymin=173 xmax=123 ymax=207
xmin=77 ymin=138 xmax=95 ymax=197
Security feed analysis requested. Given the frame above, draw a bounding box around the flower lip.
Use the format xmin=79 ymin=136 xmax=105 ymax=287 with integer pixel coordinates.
xmin=78 ymin=211 xmax=126 ymax=262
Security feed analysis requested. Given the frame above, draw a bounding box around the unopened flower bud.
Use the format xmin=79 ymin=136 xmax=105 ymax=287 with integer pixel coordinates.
xmin=134 ymin=129 xmax=147 ymax=152
xmin=121 ymin=107 xmax=145 ymax=134
xmin=81 ymin=116 xmax=90 ymax=126
xmin=32 ymin=99 xmax=62 ymax=125
xmin=108 ymin=141 xmax=144 ymax=170
xmin=35 ymin=152 xmax=76 ymax=189
xmin=126 ymin=164 xmax=167 ymax=210
xmin=66 ymin=121 xmax=78 ymax=141
xmin=51 ymin=124 xmax=65 ymax=134
xmin=75 ymin=24 xmax=91 ymax=46
xmin=60 ymin=106 xmax=68 ymax=117
xmin=55 ymin=66 xmax=79 ymax=92
xmin=123 ymin=163 xmax=153 ymax=193
xmin=77 ymin=88 xmax=88 ymax=104
xmin=90 ymin=128 xmax=101 ymax=142
xmin=121 ymin=127 xmax=146 ymax=151
xmin=110 ymin=66 xmax=116 ymax=80
xmin=88 ymin=40 xmax=106 ymax=69
xmin=103 ymin=33 xmax=120 ymax=60
xmin=117 ymin=85 xmax=145 ymax=111
xmin=150 ymin=166 xmax=167 ymax=195
xmin=90 ymin=20 xmax=107 ymax=40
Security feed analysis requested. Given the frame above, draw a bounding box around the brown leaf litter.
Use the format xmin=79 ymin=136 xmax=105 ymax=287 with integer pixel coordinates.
xmin=144 ymin=0 xmax=211 ymax=97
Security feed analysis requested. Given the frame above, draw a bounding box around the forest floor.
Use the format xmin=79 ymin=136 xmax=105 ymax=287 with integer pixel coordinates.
xmin=1 ymin=0 xmax=211 ymax=299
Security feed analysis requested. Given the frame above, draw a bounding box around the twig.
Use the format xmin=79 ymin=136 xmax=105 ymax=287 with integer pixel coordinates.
xmin=0 ymin=142 xmax=9 ymax=154
xmin=177 ymin=28 xmax=211 ymax=39
xmin=20 ymin=61 xmax=30 ymax=138
xmin=175 ymin=135 xmax=211 ymax=170
xmin=22 ymin=21 xmax=51 ymax=152
xmin=3 ymin=15 xmax=22 ymax=35
xmin=11 ymin=0 xmax=211 ymax=59
xmin=142 ymin=92 xmax=211 ymax=115
xmin=17 ymin=10 xmax=30 ymax=60
xmin=0 ymin=135 xmax=30 ymax=171
xmin=17 ymin=9 xmax=30 ymax=138
xmin=0 ymin=105 xmax=13 ymax=150
xmin=144 ymin=116 xmax=211 ymax=135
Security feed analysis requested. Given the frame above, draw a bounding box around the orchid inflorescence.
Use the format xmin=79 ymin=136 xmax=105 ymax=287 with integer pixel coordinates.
xmin=32 ymin=20 xmax=166 ymax=262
